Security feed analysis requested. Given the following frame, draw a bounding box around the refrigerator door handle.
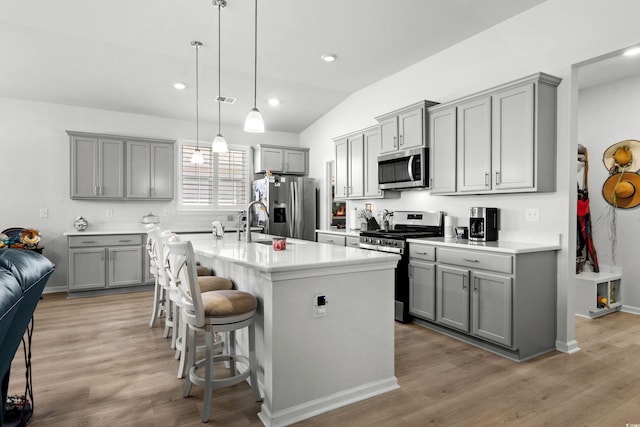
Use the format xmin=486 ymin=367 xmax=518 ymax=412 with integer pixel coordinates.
xmin=289 ymin=181 xmax=296 ymax=237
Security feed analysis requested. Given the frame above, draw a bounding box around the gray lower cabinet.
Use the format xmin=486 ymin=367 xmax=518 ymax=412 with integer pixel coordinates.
xmin=409 ymin=260 xmax=436 ymax=321
xmin=409 ymin=241 xmax=556 ymax=361
xmin=68 ymin=234 xmax=145 ymax=292
xmin=316 ymin=232 xmax=346 ymax=246
xmin=471 ymin=270 xmax=512 ymax=347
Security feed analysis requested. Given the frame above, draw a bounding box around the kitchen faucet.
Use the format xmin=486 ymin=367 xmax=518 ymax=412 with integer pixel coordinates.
xmin=246 ymin=200 xmax=269 ymax=243
xmin=237 ymin=210 xmax=247 ymax=241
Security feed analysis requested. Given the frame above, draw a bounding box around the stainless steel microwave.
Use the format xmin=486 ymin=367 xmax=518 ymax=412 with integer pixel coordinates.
xmin=377 ymin=147 xmax=428 ymax=190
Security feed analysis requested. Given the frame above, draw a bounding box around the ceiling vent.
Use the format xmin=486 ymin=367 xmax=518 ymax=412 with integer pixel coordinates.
xmin=216 ymin=96 xmax=236 ymax=104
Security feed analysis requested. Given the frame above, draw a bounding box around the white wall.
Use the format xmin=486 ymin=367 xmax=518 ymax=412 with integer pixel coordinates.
xmin=0 ymin=97 xmax=299 ymax=289
xmin=578 ymin=74 xmax=640 ymax=313
xmin=299 ymin=0 xmax=640 ymax=352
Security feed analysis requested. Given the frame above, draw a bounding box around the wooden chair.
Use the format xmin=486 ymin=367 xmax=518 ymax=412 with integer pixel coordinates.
xmin=167 ymin=240 xmax=261 ymax=422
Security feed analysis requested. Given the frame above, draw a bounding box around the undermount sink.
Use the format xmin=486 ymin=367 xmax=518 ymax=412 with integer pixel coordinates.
xmin=253 ymin=239 xmax=296 ymax=245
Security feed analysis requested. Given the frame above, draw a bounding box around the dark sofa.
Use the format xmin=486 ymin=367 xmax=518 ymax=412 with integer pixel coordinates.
xmin=0 ymin=248 xmax=55 ymax=425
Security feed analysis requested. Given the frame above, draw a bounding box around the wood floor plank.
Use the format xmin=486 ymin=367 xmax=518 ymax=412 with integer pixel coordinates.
xmin=7 ymin=291 xmax=640 ymax=426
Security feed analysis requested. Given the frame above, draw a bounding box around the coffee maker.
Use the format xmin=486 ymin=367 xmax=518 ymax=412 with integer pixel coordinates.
xmin=469 ymin=207 xmax=498 ymax=241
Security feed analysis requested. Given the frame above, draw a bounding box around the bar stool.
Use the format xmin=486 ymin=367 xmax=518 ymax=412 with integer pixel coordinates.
xmin=147 ymin=227 xmax=174 ymax=331
xmin=160 ymin=234 xmax=234 ymax=378
xmin=167 ymin=241 xmax=261 ymax=423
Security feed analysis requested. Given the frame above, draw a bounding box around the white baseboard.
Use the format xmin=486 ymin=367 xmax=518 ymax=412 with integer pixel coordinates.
xmin=43 ymin=284 xmax=67 ymax=294
xmin=257 ymin=377 xmax=399 ymax=427
xmin=621 ymin=305 xmax=640 ymax=315
xmin=556 ymin=339 xmax=580 ymax=354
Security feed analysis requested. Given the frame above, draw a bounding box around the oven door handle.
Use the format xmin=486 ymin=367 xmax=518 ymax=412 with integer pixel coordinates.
xmin=407 ymin=155 xmax=415 ymax=181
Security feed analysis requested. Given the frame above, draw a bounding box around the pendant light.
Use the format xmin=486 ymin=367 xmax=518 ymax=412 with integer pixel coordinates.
xmin=190 ymin=41 xmax=205 ymax=164
xmin=212 ymin=0 xmax=228 ymax=153
xmin=244 ymin=0 xmax=265 ymax=133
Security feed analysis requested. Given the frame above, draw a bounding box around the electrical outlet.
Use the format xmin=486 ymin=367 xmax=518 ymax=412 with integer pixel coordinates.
xmin=106 ymin=209 xmax=113 ymax=218
xmin=313 ymin=294 xmax=327 ymax=317
xmin=39 ymin=208 xmax=48 ymax=218
xmin=525 ymin=208 xmax=540 ymax=223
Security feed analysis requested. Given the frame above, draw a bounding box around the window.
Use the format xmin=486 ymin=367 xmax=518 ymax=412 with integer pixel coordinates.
xmin=179 ymin=142 xmax=249 ymax=210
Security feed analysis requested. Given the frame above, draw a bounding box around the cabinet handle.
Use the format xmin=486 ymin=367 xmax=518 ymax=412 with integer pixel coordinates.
xmin=94 ymin=186 xmax=98 ymax=196
xmin=495 ymin=170 xmax=501 ymax=185
xmin=82 ymin=241 xmax=97 ymax=244
xmin=409 ymin=265 xmax=413 ymax=278
xmin=399 ymin=134 xmax=404 ymax=146
xmin=416 ymin=251 xmax=428 ymax=255
xmin=463 ymin=258 xmax=480 ymax=263
xmin=484 ymin=173 xmax=489 ymax=187
xmin=393 ymin=136 xmax=397 ymax=148
xmin=101 ymin=251 xmax=104 ymax=261
xmin=119 ymin=239 xmax=132 ymax=243
xmin=100 ymin=186 xmax=103 ymax=196
xmin=463 ymin=273 xmax=469 ymax=290
xmin=474 ymin=278 xmax=478 ymax=292
xmin=429 ymin=177 xmax=433 ymax=188
xmin=327 ymin=239 xmax=334 ymax=243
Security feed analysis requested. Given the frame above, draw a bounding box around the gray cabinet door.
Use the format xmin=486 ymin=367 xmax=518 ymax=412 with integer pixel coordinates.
xmin=150 ymin=143 xmax=174 ymax=199
xmin=70 ymin=136 xmax=98 ymax=198
xmin=491 ymin=83 xmax=534 ymax=191
xmin=348 ymin=134 xmax=364 ymax=198
xmin=69 ymin=248 xmax=106 ymax=290
xmin=457 ymin=96 xmax=491 ymax=193
xmin=471 ymin=271 xmax=512 ymax=347
xmin=261 ymin=147 xmax=284 ymax=172
xmin=126 ymin=141 xmax=151 ymax=198
xmin=334 ymin=138 xmax=348 ymax=199
xmin=284 ymin=150 xmax=306 ymax=174
xmin=363 ymin=127 xmax=382 ymax=197
xmin=379 ymin=116 xmax=398 ymax=154
xmin=429 ymin=106 xmax=457 ymax=193
xmin=398 ymin=107 xmax=424 ymax=150
xmin=108 ymin=246 xmax=143 ymax=287
xmin=436 ymin=264 xmax=469 ymax=332
xmin=409 ymin=261 xmax=436 ymax=321
xmin=99 ymin=138 xmax=125 ymax=198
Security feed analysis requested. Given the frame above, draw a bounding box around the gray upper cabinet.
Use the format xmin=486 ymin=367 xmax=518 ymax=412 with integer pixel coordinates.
xmin=126 ymin=141 xmax=174 ymax=199
xmin=376 ymin=100 xmax=438 ymax=155
xmin=363 ymin=126 xmax=382 ymax=198
xmin=70 ymin=134 xmax=124 ymax=199
xmin=431 ymin=73 xmax=561 ymax=195
xmin=68 ymin=131 xmax=175 ymax=200
xmin=457 ymin=96 xmax=492 ymax=193
xmin=253 ymin=144 xmax=309 ymax=175
xmin=428 ymin=106 xmax=457 ymax=194
xmin=333 ymin=126 xmax=394 ymax=200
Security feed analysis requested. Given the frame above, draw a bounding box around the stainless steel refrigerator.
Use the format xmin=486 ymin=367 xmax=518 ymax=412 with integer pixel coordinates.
xmin=252 ymin=176 xmax=317 ymax=241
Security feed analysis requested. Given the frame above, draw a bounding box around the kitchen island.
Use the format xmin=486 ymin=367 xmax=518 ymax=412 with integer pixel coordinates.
xmin=182 ymin=232 xmax=400 ymax=427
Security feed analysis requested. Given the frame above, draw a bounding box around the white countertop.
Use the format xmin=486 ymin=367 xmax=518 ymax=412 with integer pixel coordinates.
xmin=407 ymin=236 xmax=561 ymax=254
xmin=63 ymin=226 xmax=261 ymax=237
xmin=315 ymin=229 xmax=360 ymax=238
xmin=184 ymin=232 xmax=399 ymax=273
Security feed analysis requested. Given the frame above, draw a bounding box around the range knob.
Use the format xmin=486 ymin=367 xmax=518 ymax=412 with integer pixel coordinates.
xmin=376 ymin=239 xmax=382 ymax=245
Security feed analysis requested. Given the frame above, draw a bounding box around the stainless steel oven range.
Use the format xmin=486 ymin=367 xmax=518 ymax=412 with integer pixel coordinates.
xmin=359 ymin=210 xmax=443 ymax=323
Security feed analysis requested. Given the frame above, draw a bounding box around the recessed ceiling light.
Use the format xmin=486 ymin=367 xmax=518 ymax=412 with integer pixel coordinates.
xmin=174 ymin=82 xmax=187 ymax=90
xmin=268 ymin=98 xmax=280 ymax=107
xmin=321 ymin=54 xmax=337 ymax=62
xmin=623 ymin=47 xmax=640 ymax=57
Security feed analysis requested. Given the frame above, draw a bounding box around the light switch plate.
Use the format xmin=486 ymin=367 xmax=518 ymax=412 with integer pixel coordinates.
xmin=39 ymin=208 xmax=48 ymax=218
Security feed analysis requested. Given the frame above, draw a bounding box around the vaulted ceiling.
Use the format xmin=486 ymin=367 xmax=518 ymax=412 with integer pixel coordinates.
xmin=0 ymin=0 xmax=547 ymax=133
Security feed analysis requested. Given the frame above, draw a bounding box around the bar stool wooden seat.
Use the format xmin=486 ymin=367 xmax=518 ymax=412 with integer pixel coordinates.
xmin=167 ymin=241 xmax=261 ymax=423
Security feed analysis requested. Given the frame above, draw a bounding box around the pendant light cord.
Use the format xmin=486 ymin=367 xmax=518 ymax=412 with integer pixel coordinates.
xmin=195 ymin=42 xmax=200 ymax=149
xmin=218 ymin=2 xmax=222 ymax=136
xmin=253 ymin=0 xmax=258 ymax=109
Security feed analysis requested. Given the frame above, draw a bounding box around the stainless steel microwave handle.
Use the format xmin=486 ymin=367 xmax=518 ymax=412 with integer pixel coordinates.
xmin=407 ymin=155 xmax=415 ymax=181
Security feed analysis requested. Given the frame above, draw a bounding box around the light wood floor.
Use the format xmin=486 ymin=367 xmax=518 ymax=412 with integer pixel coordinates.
xmin=8 ymin=291 xmax=640 ymax=426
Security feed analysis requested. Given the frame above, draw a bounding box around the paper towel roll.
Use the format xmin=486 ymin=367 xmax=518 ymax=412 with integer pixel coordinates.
xmin=444 ymin=216 xmax=455 ymax=238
